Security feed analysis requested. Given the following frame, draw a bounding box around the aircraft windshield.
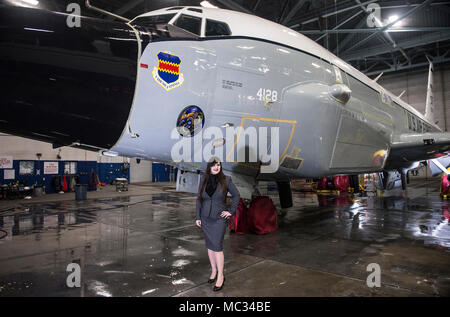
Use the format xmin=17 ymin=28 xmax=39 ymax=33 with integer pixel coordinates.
xmin=131 ymin=13 xmax=176 ymax=27
xmin=205 ymin=19 xmax=231 ymax=36
xmin=131 ymin=11 xmax=231 ymax=38
xmin=173 ymin=14 xmax=202 ymax=36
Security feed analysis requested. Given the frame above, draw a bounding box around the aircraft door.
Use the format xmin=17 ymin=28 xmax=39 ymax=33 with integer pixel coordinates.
xmin=206 ymin=41 xmax=289 ymax=176
xmin=275 ymin=55 xmax=330 ymax=176
xmin=329 ymin=65 xmax=391 ymax=171
xmin=207 ymin=66 xmax=279 ymax=176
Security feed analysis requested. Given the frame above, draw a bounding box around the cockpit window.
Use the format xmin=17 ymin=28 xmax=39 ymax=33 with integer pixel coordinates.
xmin=174 ymin=14 xmax=202 ymax=36
xmin=205 ymin=19 xmax=231 ymax=36
xmin=187 ymin=8 xmax=203 ymax=13
xmin=166 ymin=7 xmax=183 ymax=11
xmin=131 ymin=14 xmax=176 ymax=27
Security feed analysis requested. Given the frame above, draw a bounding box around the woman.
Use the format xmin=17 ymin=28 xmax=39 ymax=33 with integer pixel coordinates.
xmin=195 ymin=158 xmax=240 ymax=292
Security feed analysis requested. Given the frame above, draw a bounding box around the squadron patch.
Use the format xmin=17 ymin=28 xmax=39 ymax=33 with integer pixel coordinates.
xmin=176 ymin=106 xmax=205 ymax=137
xmin=152 ymin=51 xmax=184 ymax=91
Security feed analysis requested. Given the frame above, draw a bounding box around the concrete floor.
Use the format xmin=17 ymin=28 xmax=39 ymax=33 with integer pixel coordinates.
xmin=0 ymin=177 xmax=449 ymax=297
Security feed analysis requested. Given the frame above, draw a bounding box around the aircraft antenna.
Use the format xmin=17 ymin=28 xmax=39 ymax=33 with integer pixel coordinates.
xmin=424 ymin=56 xmax=435 ymax=124
xmin=85 ymin=0 xmax=130 ymax=22
xmin=373 ymin=72 xmax=383 ymax=82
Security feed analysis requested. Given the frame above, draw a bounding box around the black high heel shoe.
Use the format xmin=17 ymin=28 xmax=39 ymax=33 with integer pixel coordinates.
xmin=208 ymin=273 xmax=217 ymax=284
xmin=213 ymin=277 xmax=225 ymax=292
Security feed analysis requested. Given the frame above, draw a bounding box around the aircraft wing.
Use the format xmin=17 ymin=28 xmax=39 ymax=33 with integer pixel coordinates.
xmin=389 ymin=132 xmax=450 ymax=163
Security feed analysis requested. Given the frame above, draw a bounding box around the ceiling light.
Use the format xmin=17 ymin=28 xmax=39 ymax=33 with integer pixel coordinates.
xmin=388 ymin=15 xmax=402 ymax=27
xmin=102 ymin=151 xmax=119 ymax=157
xmin=200 ymin=1 xmax=218 ymax=8
xmin=21 ymin=0 xmax=39 ymax=5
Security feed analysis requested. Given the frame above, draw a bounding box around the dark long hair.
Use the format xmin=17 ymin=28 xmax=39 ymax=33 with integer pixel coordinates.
xmin=198 ymin=158 xmax=227 ymax=204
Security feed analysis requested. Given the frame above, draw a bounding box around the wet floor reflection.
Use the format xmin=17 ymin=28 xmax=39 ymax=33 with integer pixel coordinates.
xmin=0 ymin=193 xmax=188 ymax=237
xmin=281 ymin=180 xmax=450 ymax=250
xmin=361 ymin=194 xmax=450 ymax=248
xmin=0 ymin=190 xmax=203 ymax=296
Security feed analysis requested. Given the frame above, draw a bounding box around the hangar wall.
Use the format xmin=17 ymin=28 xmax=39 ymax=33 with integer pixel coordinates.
xmin=0 ymin=133 xmax=129 ymax=163
xmin=0 ymin=134 xmax=153 ymax=186
xmin=0 ymin=134 xmax=100 ymax=161
xmin=378 ymin=64 xmax=450 ymax=132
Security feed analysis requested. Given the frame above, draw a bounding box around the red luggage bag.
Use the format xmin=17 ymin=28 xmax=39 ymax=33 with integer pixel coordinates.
xmin=441 ymin=174 xmax=450 ymax=195
xmin=318 ymin=177 xmax=328 ymax=190
xmin=333 ymin=175 xmax=350 ymax=192
xmin=247 ymin=196 xmax=278 ymax=234
xmin=229 ymin=198 xmax=249 ymax=234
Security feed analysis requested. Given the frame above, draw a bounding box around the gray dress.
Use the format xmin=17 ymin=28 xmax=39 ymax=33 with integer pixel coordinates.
xmin=196 ymin=175 xmax=240 ymax=252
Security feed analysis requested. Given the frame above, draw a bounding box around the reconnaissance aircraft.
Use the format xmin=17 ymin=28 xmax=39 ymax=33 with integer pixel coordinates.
xmin=1 ymin=2 xmax=449 ymax=212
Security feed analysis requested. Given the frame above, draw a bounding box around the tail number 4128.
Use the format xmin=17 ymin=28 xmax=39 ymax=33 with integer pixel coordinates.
xmin=257 ymin=88 xmax=278 ymax=103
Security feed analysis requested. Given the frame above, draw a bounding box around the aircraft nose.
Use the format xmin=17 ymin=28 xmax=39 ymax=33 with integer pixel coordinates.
xmin=0 ymin=4 xmax=139 ymax=150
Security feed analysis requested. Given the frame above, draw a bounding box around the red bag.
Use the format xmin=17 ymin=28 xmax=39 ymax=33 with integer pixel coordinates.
xmin=441 ymin=174 xmax=450 ymax=195
xmin=318 ymin=177 xmax=328 ymax=190
xmin=229 ymin=198 xmax=249 ymax=234
xmin=333 ymin=175 xmax=350 ymax=192
xmin=62 ymin=176 xmax=68 ymax=192
xmin=247 ymin=196 xmax=278 ymax=235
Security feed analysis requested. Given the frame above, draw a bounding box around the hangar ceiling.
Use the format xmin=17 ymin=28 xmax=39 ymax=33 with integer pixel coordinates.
xmin=4 ymin=0 xmax=450 ymax=77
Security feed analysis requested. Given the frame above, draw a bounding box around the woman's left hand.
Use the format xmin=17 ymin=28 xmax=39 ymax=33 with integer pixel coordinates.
xmin=220 ymin=211 xmax=232 ymax=219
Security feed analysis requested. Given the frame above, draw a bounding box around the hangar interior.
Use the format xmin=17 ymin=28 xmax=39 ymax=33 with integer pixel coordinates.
xmin=0 ymin=0 xmax=449 ymax=298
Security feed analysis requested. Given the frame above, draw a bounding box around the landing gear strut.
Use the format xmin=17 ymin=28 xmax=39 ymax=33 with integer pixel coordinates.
xmin=400 ymin=171 xmax=407 ymax=190
xmin=277 ymin=181 xmax=292 ymax=217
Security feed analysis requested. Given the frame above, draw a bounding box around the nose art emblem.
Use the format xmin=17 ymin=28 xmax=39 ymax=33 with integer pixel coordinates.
xmin=176 ymin=106 xmax=205 ymax=137
xmin=152 ymin=51 xmax=184 ymax=91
